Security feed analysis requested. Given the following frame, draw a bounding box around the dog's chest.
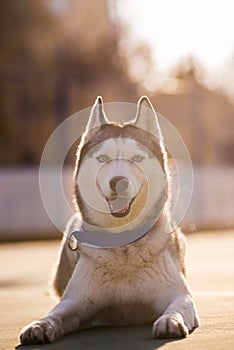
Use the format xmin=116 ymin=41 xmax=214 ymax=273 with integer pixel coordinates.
xmin=80 ymin=244 xmax=167 ymax=298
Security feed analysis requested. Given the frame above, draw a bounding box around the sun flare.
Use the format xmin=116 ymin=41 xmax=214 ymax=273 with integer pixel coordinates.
xmin=112 ymin=0 xmax=234 ymax=94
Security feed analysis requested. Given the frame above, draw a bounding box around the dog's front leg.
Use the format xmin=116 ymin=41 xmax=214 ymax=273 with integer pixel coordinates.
xmin=20 ymin=262 xmax=102 ymax=344
xmin=20 ymin=294 xmax=97 ymax=344
xmin=152 ymin=294 xmax=200 ymax=339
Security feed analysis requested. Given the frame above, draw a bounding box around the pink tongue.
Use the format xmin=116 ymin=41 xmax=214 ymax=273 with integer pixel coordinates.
xmin=109 ymin=197 xmax=130 ymax=212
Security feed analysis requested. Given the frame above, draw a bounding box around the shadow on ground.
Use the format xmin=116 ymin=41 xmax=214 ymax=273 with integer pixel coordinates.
xmin=16 ymin=324 xmax=179 ymax=350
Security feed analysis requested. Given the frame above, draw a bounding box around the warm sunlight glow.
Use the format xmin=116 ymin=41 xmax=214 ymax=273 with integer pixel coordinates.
xmin=112 ymin=0 xmax=234 ymax=95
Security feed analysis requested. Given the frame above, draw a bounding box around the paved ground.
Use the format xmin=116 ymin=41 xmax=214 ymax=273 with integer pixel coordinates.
xmin=0 ymin=231 xmax=234 ymax=350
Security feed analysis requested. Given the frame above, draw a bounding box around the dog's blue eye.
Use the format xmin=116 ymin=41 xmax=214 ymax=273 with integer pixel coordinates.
xmin=97 ymin=155 xmax=109 ymax=162
xmin=132 ymin=155 xmax=144 ymax=162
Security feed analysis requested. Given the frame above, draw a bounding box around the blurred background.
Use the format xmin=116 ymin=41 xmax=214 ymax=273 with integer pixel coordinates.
xmin=0 ymin=0 xmax=233 ymax=240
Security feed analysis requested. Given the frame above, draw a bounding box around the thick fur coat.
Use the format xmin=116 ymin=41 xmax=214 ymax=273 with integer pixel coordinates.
xmin=20 ymin=96 xmax=199 ymax=344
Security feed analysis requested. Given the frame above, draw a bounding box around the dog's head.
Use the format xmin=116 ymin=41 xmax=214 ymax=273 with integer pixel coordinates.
xmin=74 ymin=97 xmax=168 ymax=232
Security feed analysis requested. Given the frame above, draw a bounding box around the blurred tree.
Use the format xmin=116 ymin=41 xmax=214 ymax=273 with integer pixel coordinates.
xmin=0 ymin=0 xmax=57 ymax=164
xmin=0 ymin=0 xmax=137 ymax=165
xmin=0 ymin=0 xmax=55 ymax=65
xmin=221 ymin=139 xmax=234 ymax=164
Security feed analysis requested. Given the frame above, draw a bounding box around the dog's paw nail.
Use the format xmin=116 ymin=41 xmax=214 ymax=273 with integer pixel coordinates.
xmin=19 ymin=318 xmax=63 ymax=344
xmin=152 ymin=313 xmax=189 ymax=339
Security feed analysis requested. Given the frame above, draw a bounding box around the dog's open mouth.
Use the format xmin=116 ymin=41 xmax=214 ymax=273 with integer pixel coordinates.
xmin=106 ymin=197 xmax=135 ymax=218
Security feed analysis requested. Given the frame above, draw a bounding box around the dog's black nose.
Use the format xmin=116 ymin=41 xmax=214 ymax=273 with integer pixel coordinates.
xmin=109 ymin=176 xmax=129 ymax=194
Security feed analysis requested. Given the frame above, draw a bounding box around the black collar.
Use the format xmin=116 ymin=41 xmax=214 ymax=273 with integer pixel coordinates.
xmin=68 ymin=222 xmax=153 ymax=249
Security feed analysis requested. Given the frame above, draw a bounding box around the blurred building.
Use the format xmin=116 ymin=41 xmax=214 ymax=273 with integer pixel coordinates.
xmin=0 ymin=0 xmax=137 ymax=165
xmin=152 ymin=67 xmax=234 ymax=165
xmin=0 ymin=0 xmax=233 ymax=166
xmin=51 ymin=0 xmax=115 ymax=51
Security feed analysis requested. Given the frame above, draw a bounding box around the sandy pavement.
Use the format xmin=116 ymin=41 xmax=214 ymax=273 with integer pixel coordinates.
xmin=0 ymin=231 xmax=234 ymax=350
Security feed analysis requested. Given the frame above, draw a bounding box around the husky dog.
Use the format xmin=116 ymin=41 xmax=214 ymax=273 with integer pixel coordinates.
xmin=20 ymin=96 xmax=199 ymax=344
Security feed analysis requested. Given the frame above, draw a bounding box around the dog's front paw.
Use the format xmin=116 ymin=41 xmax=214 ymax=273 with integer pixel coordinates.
xmin=20 ymin=317 xmax=63 ymax=344
xmin=152 ymin=313 xmax=189 ymax=339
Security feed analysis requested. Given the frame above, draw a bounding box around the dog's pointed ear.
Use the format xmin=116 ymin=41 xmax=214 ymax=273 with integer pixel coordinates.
xmin=86 ymin=96 xmax=109 ymax=131
xmin=132 ymin=96 xmax=162 ymax=139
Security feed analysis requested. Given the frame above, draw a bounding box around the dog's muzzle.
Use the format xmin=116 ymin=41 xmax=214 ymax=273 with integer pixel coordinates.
xmin=106 ymin=176 xmax=134 ymax=218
